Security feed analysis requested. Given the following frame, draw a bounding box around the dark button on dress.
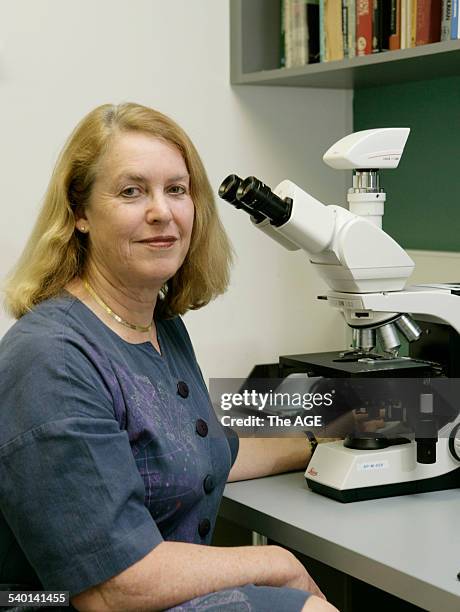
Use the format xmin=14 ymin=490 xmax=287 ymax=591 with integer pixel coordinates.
xmin=177 ymin=380 xmax=189 ymax=398
xmin=196 ymin=418 xmax=209 ymax=437
xmin=203 ymin=475 xmax=215 ymax=494
xmin=198 ymin=518 xmax=211 ymax=538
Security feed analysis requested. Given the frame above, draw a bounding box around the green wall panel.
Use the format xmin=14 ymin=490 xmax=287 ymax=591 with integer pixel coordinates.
xmin=353 ymin=76 xmax=460 ymax=252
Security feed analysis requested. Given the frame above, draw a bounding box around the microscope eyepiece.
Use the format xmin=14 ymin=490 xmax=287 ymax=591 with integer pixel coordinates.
xmin=236 ymin=176 xmax=292 ymax=227
xmin=218 ymin=174 xmax=266 ymax=223
xmin=218 ymin=174 xmax=241 ymax=202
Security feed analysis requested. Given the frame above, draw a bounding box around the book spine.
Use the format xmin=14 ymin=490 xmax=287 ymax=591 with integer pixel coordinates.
xmin=280 ymin=0 xmax=287 ymax=67
xmin=308 ymin=2 xmax=321 ymax=63
xmin=452 ymin=0 xmax=459 ymax=38
xmin=372 ymin=0 xmax=381 ymax=53
xmin=319 ymin=0 xmax=326 ymax=61
xmin=304 ymin=1 xmax=310 ymax=64
xmin=441 ymin=0 xmax=452 ymax=41
xmin=403 ymin=0 xmax=413 ymax=47
xmin=416 ymin=0 xmax=429 ymax=44
xmin=348 ymin=0 xmax=357 ymax=57
xmin=411 ymin=0 xmax=417 ymax=47
xmin=357 ymin=0 xmax=373 ymax=55
xmin=416 ymin=0 xmax=442 ymax=44
xmin=297 ymin=0 xmax=308 ymax=65
xmin=325 ymin=0 xmax=344 ymax=60
xmin=401 ymin=0 xmax=408 ymax=47
xmin=292 ymin=0 xmax=300 ymax=66
xmin=285 ymin=0 xmax=293 ymax=67
xmin=389 ymin=0 xmax=401 ymax=49
xmin=342 ymin=0 xmax=349 ymax=57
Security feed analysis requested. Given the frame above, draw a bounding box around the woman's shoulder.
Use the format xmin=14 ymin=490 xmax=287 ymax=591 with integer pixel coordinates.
xmin=0 ymin=292 xmax=106 ymax=363
xmin=0 ymin=294 xmax=118 ymax=446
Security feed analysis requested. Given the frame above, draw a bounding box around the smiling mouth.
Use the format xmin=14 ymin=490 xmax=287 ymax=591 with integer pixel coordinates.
xmin=138 ymin=237 xmax=178 ymax=248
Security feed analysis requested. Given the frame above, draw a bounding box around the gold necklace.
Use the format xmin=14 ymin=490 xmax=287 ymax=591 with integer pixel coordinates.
xmin=83 ymin=280 xmax=153 ymax=333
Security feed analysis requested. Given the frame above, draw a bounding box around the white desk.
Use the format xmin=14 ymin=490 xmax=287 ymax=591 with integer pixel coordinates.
xmin=221 ymin=472 xmax=460 ymax=612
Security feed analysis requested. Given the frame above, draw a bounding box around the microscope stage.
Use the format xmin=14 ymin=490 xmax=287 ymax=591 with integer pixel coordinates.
xmin=280 ymin=351 xmax=435 ymax=377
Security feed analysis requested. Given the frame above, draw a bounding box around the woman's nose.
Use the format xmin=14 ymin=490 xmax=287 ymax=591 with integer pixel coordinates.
xmin=145 ymin=192 xmax=173 ymax=224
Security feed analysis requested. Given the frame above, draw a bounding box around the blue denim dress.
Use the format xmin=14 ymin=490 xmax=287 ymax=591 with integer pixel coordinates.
xmin=0 ymin=294 xmax=310 ymax=611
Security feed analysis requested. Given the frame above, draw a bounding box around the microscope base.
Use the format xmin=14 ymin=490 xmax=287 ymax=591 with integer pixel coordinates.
xmin=307 ymin=467 xmax=460 ymax=502
xmin=305 ymin=440 xmax=460 ymax=503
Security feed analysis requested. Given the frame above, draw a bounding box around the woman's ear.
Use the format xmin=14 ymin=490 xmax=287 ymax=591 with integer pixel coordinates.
xmin=74 ymin=206 xmax=89 ymax=234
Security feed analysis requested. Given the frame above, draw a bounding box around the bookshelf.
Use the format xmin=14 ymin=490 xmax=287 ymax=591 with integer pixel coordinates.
xmin=230 ymin=0 xmax=460 ymax=89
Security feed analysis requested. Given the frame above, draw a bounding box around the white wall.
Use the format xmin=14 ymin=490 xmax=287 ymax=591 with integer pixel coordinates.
xmin=0 ymin=0 xmax=352 ymax=381
xmin=407 ymin=251 xmax=460 ymax=284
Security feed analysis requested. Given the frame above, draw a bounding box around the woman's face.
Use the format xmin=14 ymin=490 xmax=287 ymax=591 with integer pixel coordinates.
xmin=79 ymin=131 xmax=195 ymax=292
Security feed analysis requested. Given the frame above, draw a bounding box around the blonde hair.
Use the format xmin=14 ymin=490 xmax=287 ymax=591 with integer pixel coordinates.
xmin=4 ymin=103 xmax=232 ymax=319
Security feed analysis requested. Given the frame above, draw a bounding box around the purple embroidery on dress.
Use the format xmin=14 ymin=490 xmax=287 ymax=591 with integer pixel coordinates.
xmin=107 ymin=364 xmax=204 ymax=529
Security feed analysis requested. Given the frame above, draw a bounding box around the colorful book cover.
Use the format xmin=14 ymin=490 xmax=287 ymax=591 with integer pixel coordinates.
xmin=319 ymin=0 xmax=326 ymax=61
xmin=372 ymin=0 xmax=381 ymax=52
xmin=342 ymin=0 xmax=349 ymax=57
xmin=356 ymin=0 xmax=373 ymax=55
xmin=389 ymin=0 xmax=402 ymax=49
xmin=348 ymin=0 xmax=356 ymax=58
xmin=400 ymin=0 xmax=408 ymax=47
xmin=451 ymin=0 xmax=459 ymax=38
xmin=441 ymin=0 xmax=452 ymax=41
xmin=416 ymin=0 xmax=442 ymax=45
xmin=411 ymin=0 xmax=417 ymax=47
xmin=324 ymin=0 xmax=344 ymax=60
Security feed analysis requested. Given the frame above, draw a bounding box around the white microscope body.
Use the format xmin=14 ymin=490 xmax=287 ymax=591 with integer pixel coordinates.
xmin=219 ymin=128 xmax=460 ymax=502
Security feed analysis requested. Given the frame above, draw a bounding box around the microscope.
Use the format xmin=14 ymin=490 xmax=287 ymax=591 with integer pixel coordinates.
xmin=218 ymin=128 xmax=460 ymax=502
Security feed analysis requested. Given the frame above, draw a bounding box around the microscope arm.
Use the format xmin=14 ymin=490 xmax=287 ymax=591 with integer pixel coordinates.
xmin=268 ymin=180 xmax=414 ymax=293
xmin=325 ymin=287 xmax=460 ymax=336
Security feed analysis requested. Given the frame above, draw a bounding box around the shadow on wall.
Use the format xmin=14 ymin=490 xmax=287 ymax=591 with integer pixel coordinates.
xmin=229 ymin=84 xmax=352 ymax=207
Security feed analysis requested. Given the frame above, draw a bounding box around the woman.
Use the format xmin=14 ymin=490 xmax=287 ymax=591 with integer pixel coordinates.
xmin=0 ymin=103 xmax=338 ymax=611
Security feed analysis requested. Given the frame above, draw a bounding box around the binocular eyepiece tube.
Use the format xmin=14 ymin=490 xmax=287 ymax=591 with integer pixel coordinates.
xmin=218 ymin=174 xmax=292 ymax=227
xmin=218 ymin=175 xmax=264 ymax=223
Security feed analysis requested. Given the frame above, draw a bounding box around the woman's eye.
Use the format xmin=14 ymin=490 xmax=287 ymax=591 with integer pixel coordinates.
xmin=168 ymin=185 xmax=187 ymax=195
xmin=121 ymin=186 xmax=142 ymax=198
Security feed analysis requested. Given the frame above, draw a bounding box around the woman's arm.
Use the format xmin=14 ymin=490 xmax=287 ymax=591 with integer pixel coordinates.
xmin=227 ymin=436 xmax=343 ymax=482
xmin=71 ymin=541 xmax=321 ymax=611
xmin=227 ymin=437 xmax=311 ymax=482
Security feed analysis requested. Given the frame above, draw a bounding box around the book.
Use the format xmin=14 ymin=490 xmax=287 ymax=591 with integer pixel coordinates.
xmin=441 ymin=0 xmax=452 ymax=40
xmin=416 ymin=0 xmax=442 ymax=45
xmin=283 ymin=1 xmax=320 ymax=67
xmin=348 ymin=0 xmax=356 ymax=58
xmin=280 ymin=0 xmax=287 ymax=67
xmin=389 ymin=0 xmax=402 ymax=49
xmin=452 ymin=0 xmax=459 ymax=38
xmin=342 ymin=0 xmax=349 ymax=57
xmin=319 ymin=0 xmax=326 ymax=61
xmin=357 ymin=0 xmax=373 ymax=55
xmin=372 ymin=0 xmax=380 ymax=52
xmin=307 ymin=1 xmax=321 ymax=63
xmin=401 ymin=0 xmax=414 ymax=48
xmin=401 ymin=0 xmax=408 ymax=47
xmin=296 ymin=0 xmax=309 ymax=65
xmin=285 ymin=0 xmax=307 ymax=68
xmin=293 ymin=0 xmax=306 ymax=66
xmin=324 ymin=0 xmax=344 ymax=61
xmin=411 ymin=0 xmax=417 ymax=47
xmin=284 ymin=0 xmax=292 ymax=67
xmin=373 ymin=0 xmax=392 ymax=52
